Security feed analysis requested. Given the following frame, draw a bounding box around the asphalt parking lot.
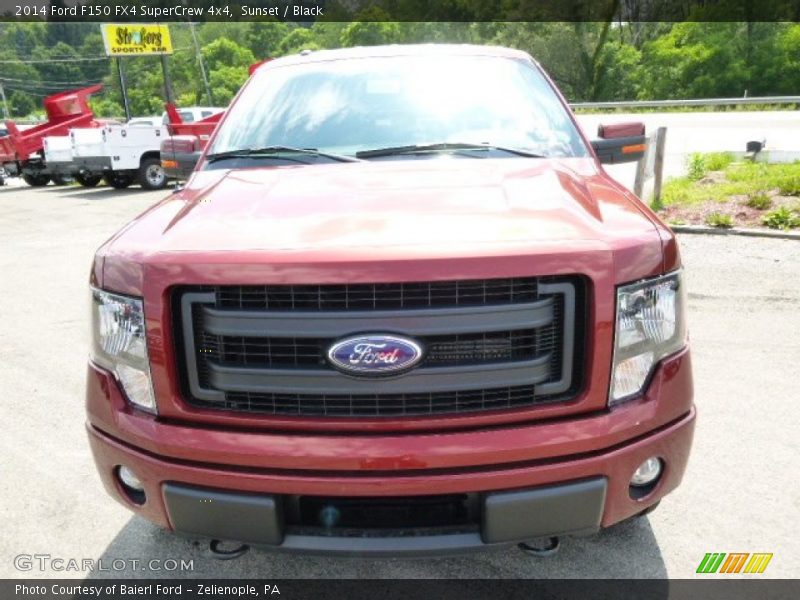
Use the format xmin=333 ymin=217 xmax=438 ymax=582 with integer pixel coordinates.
xmin=1 ymin=182 xmax=798 ymax=579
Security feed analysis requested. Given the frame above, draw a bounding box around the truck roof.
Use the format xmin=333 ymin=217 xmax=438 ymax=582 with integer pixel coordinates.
xmin=254 ymin=44 xmax=533 ymax=74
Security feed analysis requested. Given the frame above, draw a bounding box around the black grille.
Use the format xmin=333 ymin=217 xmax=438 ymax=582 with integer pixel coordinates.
xmin=215 ymin=278 xmax=539 ymax=311
xmin=177 ymin=276 xmax=584 ymax=419
xmin=286 ymin=493 xmax=478 ymax=536
xmin=199 ymin=329 xmax=541 ymax=368
xmin=221 ymin=385 xmax=539 ymax=416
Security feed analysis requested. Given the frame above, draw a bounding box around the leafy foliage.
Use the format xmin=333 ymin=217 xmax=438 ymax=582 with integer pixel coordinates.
xmin=687 ymin=153 xmax=707 ymax=181
xmin=762 ymin=206 xmax=800 ymax=230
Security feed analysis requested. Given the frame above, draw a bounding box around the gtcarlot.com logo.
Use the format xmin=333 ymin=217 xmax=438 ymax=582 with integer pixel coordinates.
xmin=696 ymin=552 xmax=773 ymax=574
xmin=14 ymin=554 xmax=194 ymax=572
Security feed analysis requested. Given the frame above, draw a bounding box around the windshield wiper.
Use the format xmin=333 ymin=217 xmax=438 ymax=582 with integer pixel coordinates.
xmin=205 ymin=145 xmax=363 ymax=164
xmin=355 ymin=142 xmax=546 ymax=159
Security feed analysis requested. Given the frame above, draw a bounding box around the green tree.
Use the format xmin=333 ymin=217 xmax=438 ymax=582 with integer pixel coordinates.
xmin=246 ymin=22 xmax=292 ymax=59
xmin=208 ymin=65 xmax=250 ymax=106
xmin=339 ymin=8 xmax=401 ymax=47
xmin=88 ymin=97 xmax=124 ymax=118
xmin=8 ymin=90 xmax=35 ymax=117
xmin=754 ymin=24 xmax=800 ymax=95
xmin=275 ymin=28 xmax=321 ymax=56
xmin=592 ymin=40 xmax=642 ymax=101
xmin=77 ymin=32 xmax=111 ymax=83
xmin=197 ymin=23 xmax=249 ymax=47
xmin=31 ymin=41 xmax=83 ymax=86
xmin=202 ymin=38 xmax=255 ymax=72
xmin=639 ymin=22 xmax=750 ymax=99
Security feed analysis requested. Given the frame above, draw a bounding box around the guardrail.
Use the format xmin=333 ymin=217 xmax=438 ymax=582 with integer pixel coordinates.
xmin=572 ymin=96 xmax=800 ymax=110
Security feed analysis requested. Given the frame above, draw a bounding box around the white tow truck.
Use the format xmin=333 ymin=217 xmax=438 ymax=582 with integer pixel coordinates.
xmin=70 ymin=107 xmax=222 ymax=190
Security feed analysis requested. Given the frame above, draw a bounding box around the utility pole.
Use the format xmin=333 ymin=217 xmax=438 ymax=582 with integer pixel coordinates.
xmin=0 ymin=83 xmax=10 ymax=120
xmin=190 ymin=22 xmax=213 ymax=106
xmin=161 ymin=54 xmax=175 ymax=105
xmin=116 ymin=58 xmax=132 ymax=121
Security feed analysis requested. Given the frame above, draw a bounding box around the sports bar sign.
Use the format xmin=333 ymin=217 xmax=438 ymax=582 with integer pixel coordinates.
xmin=101 ymin=23 xmax=173 ymax=56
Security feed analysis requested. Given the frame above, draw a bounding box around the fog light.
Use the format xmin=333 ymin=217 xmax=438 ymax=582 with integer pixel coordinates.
xmin=631 ymin=457 xmax=662 ymax=487
xmin=117 ymin=466 xmax=146 ymax=505
xmin=118 ymin=466 xmax=143 ymax=491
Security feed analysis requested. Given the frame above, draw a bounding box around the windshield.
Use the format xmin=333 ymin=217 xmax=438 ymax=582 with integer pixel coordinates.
xmin=208 ymin=54 xmax=589 ymax=161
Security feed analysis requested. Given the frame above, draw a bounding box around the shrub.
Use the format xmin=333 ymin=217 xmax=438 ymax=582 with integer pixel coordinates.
xmin=762 ymin=206 xmax=800 ymax=230
xmin=687 ymin=153 xmax=706 ymax=181
xmin=745 ymin=193 xmax=772 ymax=210
xmin=705 ymin=212 xmax=734 ymax=228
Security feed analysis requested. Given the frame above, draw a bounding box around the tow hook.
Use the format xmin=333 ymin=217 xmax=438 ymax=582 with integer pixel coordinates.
xmin=209 ymin=539 xmax=250 ymax=560
xmin=518 ymin=536 xmax=560 ymax=557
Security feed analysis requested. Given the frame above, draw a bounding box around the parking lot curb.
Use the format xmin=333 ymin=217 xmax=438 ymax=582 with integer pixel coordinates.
xmin=671 ymin=225 xmax=800 ymax=240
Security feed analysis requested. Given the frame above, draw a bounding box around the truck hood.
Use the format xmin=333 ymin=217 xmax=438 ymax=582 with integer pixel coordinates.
xmin=97 ymin=158 xmax=670 ymax=294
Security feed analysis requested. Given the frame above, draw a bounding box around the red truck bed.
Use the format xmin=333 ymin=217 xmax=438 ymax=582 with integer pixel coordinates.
xmin=0 ymin=85 xmax=102 ymax=163
xmin=163 ymin=103 xmax=223 ymax=144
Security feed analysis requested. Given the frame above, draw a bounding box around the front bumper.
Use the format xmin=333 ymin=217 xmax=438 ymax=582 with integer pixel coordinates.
xmin=86 ymin=348 xmax=695 ymax=555
xmin=87 ymin=408 xmax=694 ymax=555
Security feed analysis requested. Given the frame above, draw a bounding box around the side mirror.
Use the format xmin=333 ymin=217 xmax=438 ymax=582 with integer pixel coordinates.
xmin=591 ymin=122 xmax=646 ymax=164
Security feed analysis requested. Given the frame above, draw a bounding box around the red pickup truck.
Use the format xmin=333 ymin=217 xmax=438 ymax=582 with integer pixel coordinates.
xmin=87 ymin=45 xmax=694 ymax=556
xmin=159 ymin=103 xmax=224 ymax=181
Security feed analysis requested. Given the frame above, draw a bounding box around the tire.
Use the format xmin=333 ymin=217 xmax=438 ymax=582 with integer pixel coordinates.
xmin=138 ymin=157 xmax=167 ymax=190
xmin=75 ymin=172 xmax=102 ymax=188
xmin=104 ymin=172 xmax=134 ymax=189
xmin=51 ymin=174 xmax=74 ymax=186
xmin=22 ymin=173 xmax=51 ymax=187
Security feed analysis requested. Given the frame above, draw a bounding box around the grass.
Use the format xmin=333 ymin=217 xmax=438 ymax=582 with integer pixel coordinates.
xmin=685 ymin=152 xmax=736 ymax=181
xmin=745 ymin=193 xmax=772 ymax=210
xmin=573 ymin=103 xmax=800 ymax=115
xmin=661 ymin=160 xmax=800 ymax=208
xmin=705 ymin=212 xmax=734 ymax=228
xmin=777 ymin=177 xmax=800 ymax=196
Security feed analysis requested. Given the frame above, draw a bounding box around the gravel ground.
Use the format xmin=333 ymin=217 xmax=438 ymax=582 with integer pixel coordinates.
xmin=0 ymin=183 xmax=797 ymax=579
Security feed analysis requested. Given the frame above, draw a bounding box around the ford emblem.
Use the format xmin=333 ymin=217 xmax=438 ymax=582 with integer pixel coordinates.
xmin=327 ymin=335 xmax=424 ymax=376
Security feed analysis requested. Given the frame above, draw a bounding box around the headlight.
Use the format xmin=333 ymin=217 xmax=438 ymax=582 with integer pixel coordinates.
xmin=609 ymin=271 xmax=687 ymax=405
xmin=90 ymin=288 xmax=156 ymax=413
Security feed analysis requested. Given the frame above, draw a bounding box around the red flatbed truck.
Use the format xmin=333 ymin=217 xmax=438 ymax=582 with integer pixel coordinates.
xmin=0 ymin=85 xmax=104 ymax=186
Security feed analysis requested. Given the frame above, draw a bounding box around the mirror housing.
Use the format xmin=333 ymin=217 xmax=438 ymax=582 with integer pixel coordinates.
xmin=591 ymin=122 xmax=646 ymax=164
